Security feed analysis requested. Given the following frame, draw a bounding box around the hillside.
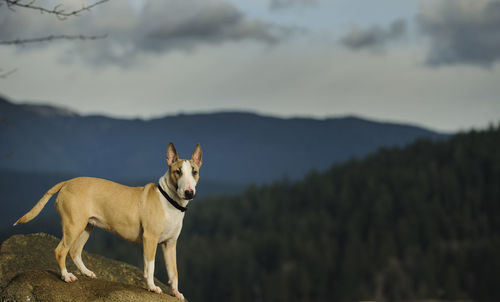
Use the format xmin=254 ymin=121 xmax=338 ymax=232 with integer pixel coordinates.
xmin=5 ymin=126 xmax=498 ymax=302
xmin=174 ymin=126 xmax=500 ymax=302
xmin=0 ymin=95 xmax=447 ymax=184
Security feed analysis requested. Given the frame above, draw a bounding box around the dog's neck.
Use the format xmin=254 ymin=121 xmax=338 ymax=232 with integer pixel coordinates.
xmin=158 ymin=172 xmax=190 ymax=209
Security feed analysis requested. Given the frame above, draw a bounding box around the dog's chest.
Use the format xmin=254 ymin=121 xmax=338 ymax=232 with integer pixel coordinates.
xmin=158 ymin=201 xmax=185 ymax=243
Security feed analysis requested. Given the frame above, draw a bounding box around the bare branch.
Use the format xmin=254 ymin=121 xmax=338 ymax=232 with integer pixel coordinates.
xmin=2 ymin=0 xmax=109 ymax=20
xmin=0 ymin=1 xmax=109 ymax=79
xmin=0 ymin=68 xmax=18 ymax=78
xmin=0 ymin=34 xmax=107 ymax=45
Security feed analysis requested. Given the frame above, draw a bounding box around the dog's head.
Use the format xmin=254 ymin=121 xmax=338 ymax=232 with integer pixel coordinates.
xmin=166 ymin=142 xmax=202 ymax=200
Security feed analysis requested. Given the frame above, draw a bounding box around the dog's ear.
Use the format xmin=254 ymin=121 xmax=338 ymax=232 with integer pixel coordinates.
xmin=191 ymin=143 xmax=203 ymax=167
xmin=166 ymin=142 xmax=179 ymax=166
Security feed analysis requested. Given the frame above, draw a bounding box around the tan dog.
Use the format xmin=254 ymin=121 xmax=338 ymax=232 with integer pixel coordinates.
xmin=14 ymin=142 xmax=202 ymax=300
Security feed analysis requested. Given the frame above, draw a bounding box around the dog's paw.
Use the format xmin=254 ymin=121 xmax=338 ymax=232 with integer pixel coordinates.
xmin=84 ymin=270 xmax=97 ymax=279
xmin=172 ymin=289 xmax=185 ymax=300
xmin=148 ymin=285 xmax=163 ymax=294
xmin=62 ymin=272 xmax=78 ymax=283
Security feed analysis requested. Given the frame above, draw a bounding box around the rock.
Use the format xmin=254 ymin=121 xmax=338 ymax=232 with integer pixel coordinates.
xmin=0 ymin=233 xmax=182 ymax=301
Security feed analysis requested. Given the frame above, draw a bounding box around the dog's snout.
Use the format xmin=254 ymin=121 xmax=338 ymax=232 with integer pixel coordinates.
xmin=184 ymin=189 xmax=194 ymax=199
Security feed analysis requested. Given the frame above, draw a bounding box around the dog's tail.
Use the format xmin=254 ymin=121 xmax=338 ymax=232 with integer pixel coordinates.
xmin=13 ymin=180 xmax=68 ymax=226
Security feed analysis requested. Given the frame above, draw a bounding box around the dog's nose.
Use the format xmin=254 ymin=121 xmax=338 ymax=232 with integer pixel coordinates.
xmin=184 ymin=189 xmax=194 ymax=199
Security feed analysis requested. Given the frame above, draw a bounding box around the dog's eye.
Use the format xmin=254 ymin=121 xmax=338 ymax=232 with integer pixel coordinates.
xmin=175 ymin=169 xmax=181 ymax=175
xmin=192 ymin=170 xmax=198 ymax=176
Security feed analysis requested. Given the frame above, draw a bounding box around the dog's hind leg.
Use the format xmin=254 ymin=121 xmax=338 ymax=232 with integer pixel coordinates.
xmin=143 ymin=253 xmax=148 ymax=278
xmin=70 ymin=224 xmax=96 ymax=278
xmin=55 ymin=217 xmax=87 ymax=283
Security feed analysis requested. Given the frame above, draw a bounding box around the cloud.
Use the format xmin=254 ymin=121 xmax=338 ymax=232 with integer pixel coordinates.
xmin=138 ymin=2 xmax=285 ymax=51
xmin=0 ymin=0 xmax=296 ymax=66
xmin=340 ymin=19 xmax=406 ymax=51
xmin=269 ymin=0 xmax=318 ymax=10
xmin=417 ymin=0 xmax=500 ymax=67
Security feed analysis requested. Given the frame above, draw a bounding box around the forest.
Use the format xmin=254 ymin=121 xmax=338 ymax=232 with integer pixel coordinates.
xmin=87 ymin=125 xmax=500 ymax=302
xmin=3 ymin=125 xmax=499 ymax=302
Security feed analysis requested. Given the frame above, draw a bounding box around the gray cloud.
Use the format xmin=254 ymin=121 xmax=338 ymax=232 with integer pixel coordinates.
xmin=340 ymin=19 xmax=406 ymax=50
xmin=0 ymin=0 xmax=295 ymax=66
xmin=139 ymin=2 xmax=285 ymax=53
xmin=269 ymin=0 xmax=318 ymax=10
xmin=417 ymin=0 xmax=500 ymax=67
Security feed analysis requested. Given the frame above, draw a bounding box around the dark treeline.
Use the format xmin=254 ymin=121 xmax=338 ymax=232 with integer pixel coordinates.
xmin=175 ymin=125 xmax=500 ymax=302
xmin=2 ymin=126 xmax=499 ymax=302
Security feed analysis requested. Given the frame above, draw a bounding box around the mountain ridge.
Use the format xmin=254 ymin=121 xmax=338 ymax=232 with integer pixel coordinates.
xmin=0 ymin=95 xmax=449 ymax=184
xmin=2 ymin=95 xmax=445 ymax=133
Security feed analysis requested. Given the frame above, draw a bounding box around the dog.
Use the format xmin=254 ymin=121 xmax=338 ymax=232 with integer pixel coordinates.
xmin=14 ymin=142 xmax=202 ymax=299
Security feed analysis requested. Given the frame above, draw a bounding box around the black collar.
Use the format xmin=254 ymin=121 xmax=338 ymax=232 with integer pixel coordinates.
xmin=157 ymin=184 xmax=187 ymax=212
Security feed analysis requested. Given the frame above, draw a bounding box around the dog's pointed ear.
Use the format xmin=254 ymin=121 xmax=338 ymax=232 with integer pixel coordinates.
xmin=191 ymin=143 xmax=203 ymax=167
xmin=166 ymin=142 xmax=179 ymax=166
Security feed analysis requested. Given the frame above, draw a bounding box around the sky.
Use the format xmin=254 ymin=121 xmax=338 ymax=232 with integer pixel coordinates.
xmin=0 ymin=0 xmax=499 ymax=132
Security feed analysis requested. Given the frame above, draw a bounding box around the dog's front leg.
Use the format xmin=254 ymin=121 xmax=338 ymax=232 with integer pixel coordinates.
xmin=161 ymin=240 xmax=184 ymax=300
xmin=143 ymin=232 xmax=162 ymax=294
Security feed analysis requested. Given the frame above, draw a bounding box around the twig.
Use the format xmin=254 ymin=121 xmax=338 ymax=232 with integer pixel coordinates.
xmin=2 ymin=0 xmax=109 ymax=20
xmin=0 ymin=34 xmax=108 ymax=45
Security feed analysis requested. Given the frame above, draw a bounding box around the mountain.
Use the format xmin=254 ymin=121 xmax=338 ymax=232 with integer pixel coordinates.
xmin=0 ymin=95 xmax=448 ymax=184
xmin=0 ymin=95 xmax=448 ymax=230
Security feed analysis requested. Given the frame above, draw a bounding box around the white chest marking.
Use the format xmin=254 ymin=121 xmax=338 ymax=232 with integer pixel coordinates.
xmin=158 ymin=188 xmax=185 ymax=243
